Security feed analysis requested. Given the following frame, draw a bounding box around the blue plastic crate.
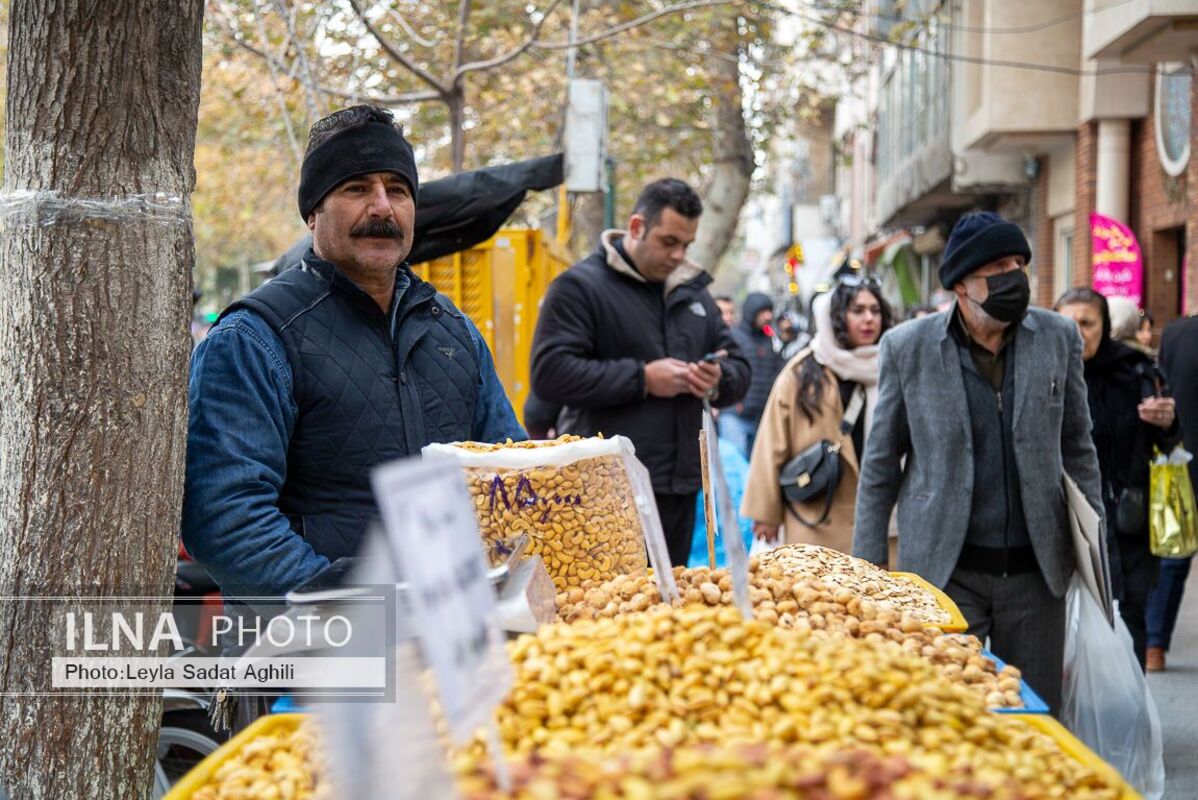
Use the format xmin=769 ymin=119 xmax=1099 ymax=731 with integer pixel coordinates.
xmin=983 ymin=648 xmax=1050 ymax=714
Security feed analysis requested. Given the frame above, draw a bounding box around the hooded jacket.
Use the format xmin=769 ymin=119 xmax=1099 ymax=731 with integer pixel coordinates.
xmin=729 ymin=292 xmax=784 ymax=421
xmin=531 ymin=230 xmax=751 ymax=495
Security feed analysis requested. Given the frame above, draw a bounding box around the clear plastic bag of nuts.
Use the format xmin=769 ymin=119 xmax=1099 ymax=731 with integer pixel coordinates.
xmin=423 ymin=436 xmax=662 ymax=593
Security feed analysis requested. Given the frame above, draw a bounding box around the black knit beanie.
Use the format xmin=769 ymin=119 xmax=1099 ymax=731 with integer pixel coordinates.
xmin=938 ymin=212 xmax=1032 ymax=289
xmin=298 ymin=121 xmax=419 ymax=220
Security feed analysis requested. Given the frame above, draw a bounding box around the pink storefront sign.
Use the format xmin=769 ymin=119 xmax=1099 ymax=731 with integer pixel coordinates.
xmin=1090 ymin=213 xmax=1143 ymax=308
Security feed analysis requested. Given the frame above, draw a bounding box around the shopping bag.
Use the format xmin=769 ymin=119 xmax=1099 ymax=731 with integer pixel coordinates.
xmin=1061 ymin=574 xmax=1165 ymax=798
xmin=1149 ymin=446 xmax=1198 ymax=558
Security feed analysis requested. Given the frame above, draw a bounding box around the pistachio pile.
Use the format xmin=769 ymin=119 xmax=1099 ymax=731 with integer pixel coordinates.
xmin=556 ymin=565 xmax=1024 ymax=709
xmin=755 ymin=544 xmax=950 ymax=624
xmin=487 ymin=605 xmax=1120 ymax=797
xmin=191 ymin=718 xmax=329 ymax=800
xmin=456 ymin=738 xmax=1116 ymax=800
xmin=456 ymin=436 xmax=648 ymax=591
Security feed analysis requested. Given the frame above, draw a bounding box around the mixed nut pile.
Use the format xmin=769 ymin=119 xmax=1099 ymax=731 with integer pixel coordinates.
xmin=454 ymin=436 xmax=648 ymax=591
xmin=556 ymin=557 xmax=1023 ymax=709
xmin=190 ymin=718 xmax=328 ymax=800
xmin=754 ymin=543 xmax=950 ymax=624
xmin=455 ymin=742 xmax=1071 ymax=800
xmin=469 ymin=605 xmax=1120 ymax=798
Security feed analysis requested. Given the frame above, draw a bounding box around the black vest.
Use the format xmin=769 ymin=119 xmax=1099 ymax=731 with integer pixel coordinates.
xmin=225 ymin=255 xmax=480 ymax=561
xmin=957 ymin=339 xmax=1031 ymax=550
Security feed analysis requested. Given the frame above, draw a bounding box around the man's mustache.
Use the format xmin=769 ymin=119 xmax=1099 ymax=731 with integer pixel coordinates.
xmin=350 ymin=219 xmax=405 ymax=239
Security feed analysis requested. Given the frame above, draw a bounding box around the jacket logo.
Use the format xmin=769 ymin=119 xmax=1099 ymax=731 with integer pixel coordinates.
xmin=438 ymin=346 xmax=456 ymax=359
xmin=689 ymin=301 xmax=707 ymax=318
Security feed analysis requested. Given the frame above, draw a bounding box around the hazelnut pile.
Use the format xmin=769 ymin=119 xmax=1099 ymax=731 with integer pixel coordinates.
xmin=457 ymin=436 xmax=648 ymax=591
xmin=556 ymin=562 xmax=1024 ymax=709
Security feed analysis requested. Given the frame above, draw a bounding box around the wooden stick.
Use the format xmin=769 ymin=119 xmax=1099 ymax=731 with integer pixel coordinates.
xmin=700 ymin=424 xmax=717 ymax=569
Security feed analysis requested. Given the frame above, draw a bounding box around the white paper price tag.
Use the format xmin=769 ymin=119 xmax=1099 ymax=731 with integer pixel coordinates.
xmin=702 ymin=405 xmax=752 ymax=617
xmin=371 ymin=455 xmax=512 ymax=743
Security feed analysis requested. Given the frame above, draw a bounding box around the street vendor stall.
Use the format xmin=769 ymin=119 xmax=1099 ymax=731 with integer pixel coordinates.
xmin=166 ymin=437 xmax=1141 ymax=799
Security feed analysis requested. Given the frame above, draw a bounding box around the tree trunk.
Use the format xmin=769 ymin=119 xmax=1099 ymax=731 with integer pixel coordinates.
xmin=0 ymin=2 xmax=204 ymax=798
xmin=447 ymin=89 xmax=466 ymax=172
xmin=690 ymin=16 xmax=753 ymax=275
xmin=570 ymin=191 xmax=608 ymax=257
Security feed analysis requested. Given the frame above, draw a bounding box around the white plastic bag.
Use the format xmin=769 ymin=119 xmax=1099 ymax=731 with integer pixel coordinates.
xmin=1061 ymin=574 xmax=1165 ymax=799
xmin=422 ymin=436 xmax=651 ymax=592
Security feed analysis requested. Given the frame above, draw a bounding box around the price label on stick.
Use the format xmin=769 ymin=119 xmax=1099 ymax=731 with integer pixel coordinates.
xmin=371 ymin=455 xmax=513 ymax=744
xmin=702 ymin=403 xmax=753 ymax=617
xmin=621 ymin=452 xmax=679 ymax=603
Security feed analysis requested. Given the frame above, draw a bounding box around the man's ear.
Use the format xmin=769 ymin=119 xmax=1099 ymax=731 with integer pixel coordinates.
xmin=627 ymin=213 xmax=645 ymax=242
xmin=306 ymin=211 xmax=317 ymax=232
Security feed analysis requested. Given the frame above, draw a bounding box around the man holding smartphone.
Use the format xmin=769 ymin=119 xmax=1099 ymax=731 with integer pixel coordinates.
xmin=531 ymin=179 xmax=751 ymax=565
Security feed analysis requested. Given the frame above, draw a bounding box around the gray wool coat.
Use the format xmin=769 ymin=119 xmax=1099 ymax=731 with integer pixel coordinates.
xmin=852 ymin=306 xmax=1105 ymax=598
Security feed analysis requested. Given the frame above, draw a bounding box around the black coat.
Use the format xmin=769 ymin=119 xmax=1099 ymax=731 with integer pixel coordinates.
xmin=530 ymin=236 xmax=751 ymax=495
xmin=729 ymin=292 xmax=783 ymax=421
xmin=1160 ymin=316 xmax=1198 ymax=489
xmin=1084 ymin=340 xmax=1179 ymax=530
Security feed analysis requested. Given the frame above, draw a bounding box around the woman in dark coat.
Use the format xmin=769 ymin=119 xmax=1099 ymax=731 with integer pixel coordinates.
xmin=1055 ymin=288 xmax=1180 ymax=668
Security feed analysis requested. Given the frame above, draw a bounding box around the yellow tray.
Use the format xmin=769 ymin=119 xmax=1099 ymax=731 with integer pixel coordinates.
xmin=1008 ymin=713 xmax=1142 ymax=800
xmin=164 ymin=712 xmax=309 ymax=799
xmin=889 ymin=571 xmax=969 ymax=633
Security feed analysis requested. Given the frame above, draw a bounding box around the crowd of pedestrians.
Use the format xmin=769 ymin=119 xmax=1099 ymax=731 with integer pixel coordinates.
xmin=527 ymin=195 xmax=1197 ymax=712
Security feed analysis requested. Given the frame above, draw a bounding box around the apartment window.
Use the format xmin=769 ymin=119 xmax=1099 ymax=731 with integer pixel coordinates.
xmin=1054 ymin=220 xmax=1075 ymax=302
xmin=1156 ymin=63 xmax=1192 ymax=177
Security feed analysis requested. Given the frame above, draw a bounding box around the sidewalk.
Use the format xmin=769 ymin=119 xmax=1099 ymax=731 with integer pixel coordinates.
xmin=1147 ymin=564 xmax=1198 ymax=798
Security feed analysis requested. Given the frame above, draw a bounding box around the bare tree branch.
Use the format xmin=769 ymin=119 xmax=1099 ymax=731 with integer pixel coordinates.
xmin=271 ymin=0 xmax=328 ymax=118
xmin=251 ymin=0 xmax=304 ymax=165
xmin=384 ymin=5 xmax=443 ymax=49
xmin=347 ymin=0 xmax=450 ymax=96
xmin=632 ymin=36 xmax=740 ymax=65
xmin=452 ymin=0 xmax=472 ymax=73
xmin=455 ymin=0 xmax=567 ymax=79
xmin=322 ymin=84 xmax=444 ymax=106
xmin=209 ymin=7 xmax=440 ymax=108
xmin=531 ymin=0 xmax=741 ymax=51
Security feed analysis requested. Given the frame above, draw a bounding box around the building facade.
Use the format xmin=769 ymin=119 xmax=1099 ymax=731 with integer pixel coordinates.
xmin=837 ymin=0 xmax=1198 ymax=325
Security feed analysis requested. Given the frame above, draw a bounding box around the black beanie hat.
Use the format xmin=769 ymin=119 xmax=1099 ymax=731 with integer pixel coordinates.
xmin=298 ymin=121 xmax=419 ymax=220
xmin=938 ymin=212 xmax=1031 ymax=289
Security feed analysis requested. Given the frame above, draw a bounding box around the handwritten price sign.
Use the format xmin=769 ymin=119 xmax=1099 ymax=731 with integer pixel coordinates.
xmin=371 ymin=455 xmax=512 ymax=743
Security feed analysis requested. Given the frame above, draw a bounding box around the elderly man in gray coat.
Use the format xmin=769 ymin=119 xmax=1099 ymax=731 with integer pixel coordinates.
xmin=853 ymin=212 xmax=1103 ymax=715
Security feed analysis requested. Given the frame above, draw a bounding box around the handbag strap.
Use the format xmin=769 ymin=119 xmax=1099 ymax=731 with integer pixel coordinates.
xmin=838 ymin=384 xmax=866 ymax=437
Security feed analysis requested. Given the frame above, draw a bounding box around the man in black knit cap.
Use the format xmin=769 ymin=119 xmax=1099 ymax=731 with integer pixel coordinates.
xmin=183 ymin=105 xmax=524 ymax=600
xmin=853 ymin=211 xmax=1104 ymax=714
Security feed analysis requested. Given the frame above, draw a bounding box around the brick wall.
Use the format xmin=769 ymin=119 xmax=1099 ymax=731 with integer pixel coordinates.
xmin=1130 ymin=76 xmax=1189 ymax=330
xmin=1188 ymin=77 xmax=1198 ymax=317
xmin=1032 ymin=156 xmax=1055 ymax=308
xmin=1074 ymin=121 xmax=1096 ymax=286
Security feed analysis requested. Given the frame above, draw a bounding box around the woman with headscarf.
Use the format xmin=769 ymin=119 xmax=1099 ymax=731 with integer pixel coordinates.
xmin=742 ymin=277 xmax=895 ymax=554
xmin=1055 ymin=287 xmax=1180 ymax=668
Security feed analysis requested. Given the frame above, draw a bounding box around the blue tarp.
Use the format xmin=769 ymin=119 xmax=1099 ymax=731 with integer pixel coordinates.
xmin=688 ymin=437 xmax=755 ymax=568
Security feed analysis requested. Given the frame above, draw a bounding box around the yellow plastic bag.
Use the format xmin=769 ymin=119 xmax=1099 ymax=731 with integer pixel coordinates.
xmin=1149 ymin=446 xmax=1198 ymax=558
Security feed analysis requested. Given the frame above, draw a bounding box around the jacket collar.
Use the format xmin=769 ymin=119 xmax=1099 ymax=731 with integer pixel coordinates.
xmin=299 ymin=250 xmax=436 ymax=318
xmin=599 ymin=229 xmax=707 ymax=296
xmin=938 ymin=300 xmax=1040 ymax=429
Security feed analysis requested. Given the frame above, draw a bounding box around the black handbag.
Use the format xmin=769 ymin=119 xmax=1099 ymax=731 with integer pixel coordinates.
xmin=778 ymin=386 xmax=864 ymax=528
xmin=1114 ymin=486 xmax=1147 ymax=537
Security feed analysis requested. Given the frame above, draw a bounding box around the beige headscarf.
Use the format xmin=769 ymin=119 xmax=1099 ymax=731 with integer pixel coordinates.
xmin=809 ymin=291 xmax=881 ymax=440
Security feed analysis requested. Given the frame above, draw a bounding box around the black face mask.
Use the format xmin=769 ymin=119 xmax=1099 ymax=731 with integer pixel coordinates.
xmin=980 ymin=270 xmax=1030 ymax=323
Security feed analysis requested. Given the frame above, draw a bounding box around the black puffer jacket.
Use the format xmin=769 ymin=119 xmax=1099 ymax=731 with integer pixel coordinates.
xmin=729 ymin=292 xmax=783 ymax=422
xmin=530 ymin=231 xmax=750 ymax=495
